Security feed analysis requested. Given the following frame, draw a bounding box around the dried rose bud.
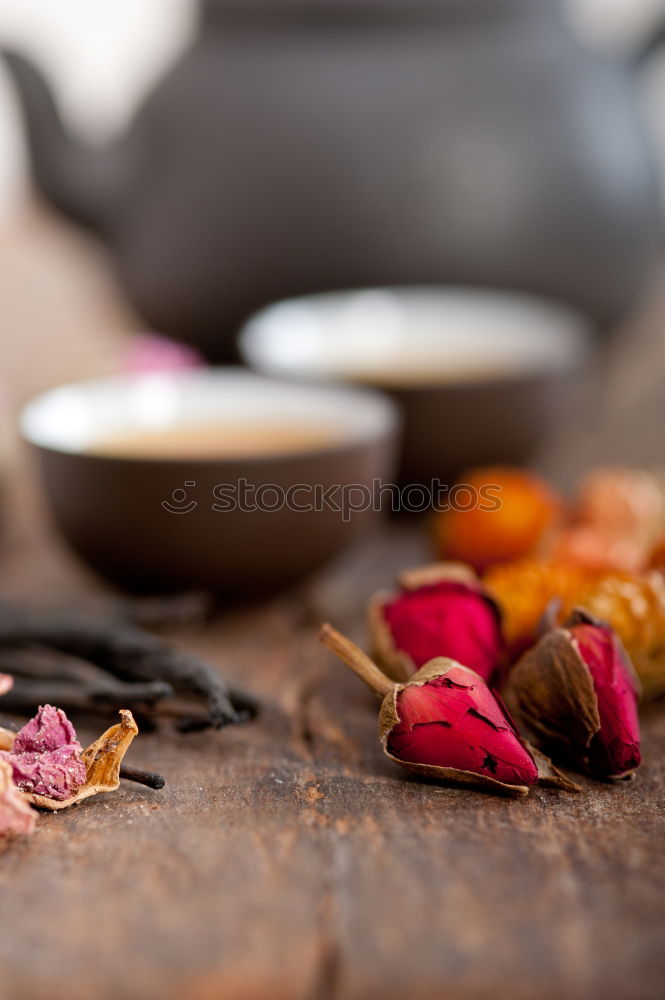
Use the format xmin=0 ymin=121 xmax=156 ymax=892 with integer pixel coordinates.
xmin=504 ymin=608 xmax=641 ymax=778
xmin=0 ymin=704 xmax=87 ymax=801
xmin=383 ymin=663 xmax=538 ymax=787
xmin=319 ymin=624 xmax=577 ymax=797
xmin=369 ymin=563 xmax=503 ymax=684
xmin=571 ymin=570 xmax=665 ymax=701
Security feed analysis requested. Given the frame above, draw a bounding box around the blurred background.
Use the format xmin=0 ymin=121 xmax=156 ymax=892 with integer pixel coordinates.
xmin=0 ymin=0 xmax=664 ymax=214
xmin=1 ymin=0 xmax=665 ymax=479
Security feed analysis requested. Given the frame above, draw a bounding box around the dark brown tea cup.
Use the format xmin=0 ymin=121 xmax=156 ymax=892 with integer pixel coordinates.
xmin=20 ymin=370 xmax=399 ymax=593
xmin=240 ymin=287 xmax=593 ymax=484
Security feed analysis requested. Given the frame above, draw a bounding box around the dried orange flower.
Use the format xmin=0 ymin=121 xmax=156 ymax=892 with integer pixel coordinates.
xmin=486 ymin=559 xmax=665 ymax=700
xmin=650 ymin=538 xmax=665 ymax=571
xmin=575 ymin=467 xmax=665 ymax=544
xmin=566 ymin=572 xmax=665 ymax=701
xmin=484 ymin=559 xmax=591 ymax=658
xmin=434 ymin=467 xmax=562 ymax=573
xmin=551 ymin=467 xmax=665 ymax=573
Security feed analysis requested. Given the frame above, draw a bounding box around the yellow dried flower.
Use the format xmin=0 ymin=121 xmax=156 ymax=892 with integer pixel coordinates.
xmin=485 ymin=559 xmax=665 ymax=699
xmin=484 ymin=559 xmax=590 ymax=657
xmin=568 ymin=572 xmax=665 ymax=701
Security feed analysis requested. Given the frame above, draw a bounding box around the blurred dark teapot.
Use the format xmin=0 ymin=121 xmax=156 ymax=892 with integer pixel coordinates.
xmin=3 ymin=0 xmax=664 ymax=360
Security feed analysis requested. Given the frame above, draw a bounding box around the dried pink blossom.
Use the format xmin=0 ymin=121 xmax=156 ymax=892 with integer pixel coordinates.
xmin=0 ymin=674 xmax=12 ymax=696
xmin=0 ymin=758 xmax=36 ymax=837
xmin=1 ymin=705 xmax=86 ymax=801
xmin=5 ymin=745 xmax=87 ymax=801
xmin=14 ymin=704 xmax=79 ymax=754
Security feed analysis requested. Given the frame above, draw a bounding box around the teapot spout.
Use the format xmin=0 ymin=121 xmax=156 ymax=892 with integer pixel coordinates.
xmin=2 ymin=49 xmax=123 ymax=233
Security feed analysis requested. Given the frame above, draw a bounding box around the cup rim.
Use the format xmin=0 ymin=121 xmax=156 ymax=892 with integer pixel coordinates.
xmin=19 ymin=367 xmax=401 ymax=465
xmin=239 ymin=285 xmax=594 ymax=391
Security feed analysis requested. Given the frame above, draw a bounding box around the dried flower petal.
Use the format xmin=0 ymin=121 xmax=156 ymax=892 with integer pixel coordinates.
xmin=13 ymin=704 xmax=80 ymax=754
xmin=370 ymin=563 xmax=503 ymax=683
xmin=0 ymin=674 xmax=12 ymax=696
xmin=572 ymin=618 xmax=640 ymax=776
xmin=1 ymin=704 xmax=87 ymax=801
xmin=504 ymin=609 xmax=641 ymax=779
xmin=525 ymin=743 xmax=581 ymax=793
xmin=25 ymin=710 xmax=139 ymax=811
xmin=0 ymin=758 xmax=36 ymax=838
xmin=3 ymin=745 xmax=87 ymax=801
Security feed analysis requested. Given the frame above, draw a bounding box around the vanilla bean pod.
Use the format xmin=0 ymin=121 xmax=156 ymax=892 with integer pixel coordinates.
xmin=0 ymin=676 xmax=174 ymax=716
xmin=0 ymin=602 xmax=244 ymax=728
xmin=0 ymin=650 xmax=258 ymax=728
xmin=0 ymin=645 xmax=113 ymax=683
xmin=119 ymin=765 xmax=166 ymax=790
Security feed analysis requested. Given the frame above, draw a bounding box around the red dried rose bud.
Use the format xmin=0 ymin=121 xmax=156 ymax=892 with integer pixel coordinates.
xmin=570 ymin=617 xmax=641 ymax=776
xmin=504 ymin=608 xmax=641 ymax=778
xmin=369 ymin=563 xmax=504 ymax=684
xmin=0 ymin=704 xmax=87 ymax=801
xmin=319 ymin=624 xmax=577 ymax=797
xmin=385 ymin=663 xmax=538 ymax=787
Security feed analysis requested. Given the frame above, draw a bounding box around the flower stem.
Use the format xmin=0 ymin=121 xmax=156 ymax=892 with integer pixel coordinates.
xmin=318 ymin=624 xmax=393 ymax=697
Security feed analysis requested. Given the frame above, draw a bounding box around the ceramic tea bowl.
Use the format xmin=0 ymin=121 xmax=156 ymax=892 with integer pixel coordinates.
xmin=240 ymin=287 xmax=593 ymax=485
xmin=20 ymin=369 xmax=399 ymax=593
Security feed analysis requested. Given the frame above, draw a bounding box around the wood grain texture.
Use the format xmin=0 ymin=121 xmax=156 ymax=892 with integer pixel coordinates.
xmin=0 ymin=210 xmax=664 ymax=1000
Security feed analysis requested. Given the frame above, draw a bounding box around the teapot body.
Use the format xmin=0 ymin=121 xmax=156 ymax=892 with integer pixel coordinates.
xmin=8 ymin=1 xmax=661 ymax=357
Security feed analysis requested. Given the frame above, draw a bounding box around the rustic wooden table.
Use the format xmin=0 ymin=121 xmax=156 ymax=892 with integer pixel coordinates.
xmin=0 ymin=211 xmax=664 ymax=1000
